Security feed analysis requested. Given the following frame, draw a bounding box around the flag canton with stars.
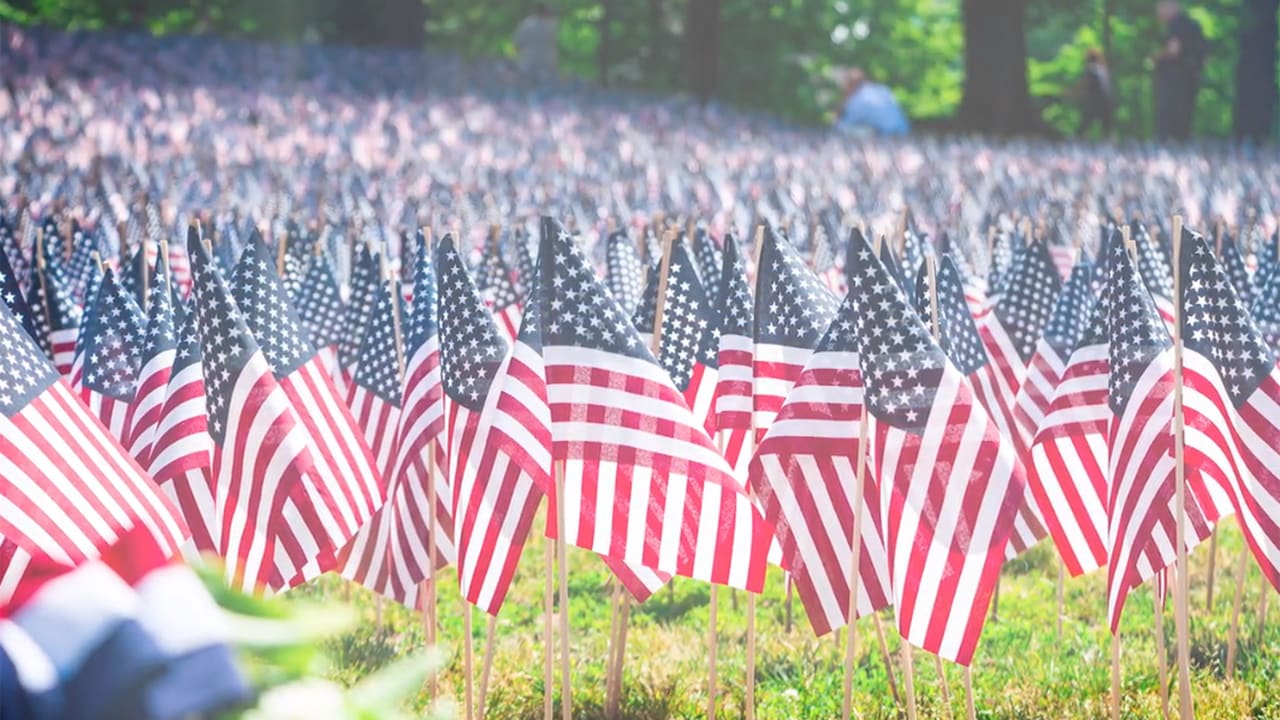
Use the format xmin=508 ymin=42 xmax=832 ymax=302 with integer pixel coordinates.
xmin=845 ymin=233 xmax=948 ymax=434
xmin=1179 ymin=230 xmax=1273 ymax=407
xmin=82 ymin=271 xmax=146 ymax=401
xmin=172 ymin=299 xmax=203 ymax=375
xmin=513 ymin=228 xmax=538 ymax=294
xmin=541 ymin=218 xmax=651 ymax=362
xmin=1132 ymin=222 xmax=1173 ymax=300
xmin=692 ymin=229 xmax=723 ymax=290
xmin=404 ymin=230 xmax=438 ymax=354
xmin=1220 ymin=234 xmax=1255 ymax=306
xmin=339 ymin=244 xmax=380 ymax=369
xmin=352 ymin=284 xmax=403 ymax=405
xmin=1253 ymin=266 xmax=1280 ymax=354
xmin=1043 ymin=261 xmax=1095 ymax=354
xmin=189 ymin=232 xmax=263 ymax=443
xmin=992 ymin=241 xmax=1062 ymax=361
xmin=0 ymin=242 xmax=38 ymax=342
xmin=229 ymin=236 xmax=316 ymax=379
xmin=632 ymin=243 xmax=715 ymax=389
xmin=479 ymin=252 xmax=520 ymax=311
xmin=295 ymin=257 xmax=345 ymax=347
xmin=716 ymin=235 xmax=752 ymax=338
xmin=436 ymin=236 xmax=508 ymax=412
xmin=1107 ymin=244 xmax=1171 ymax=416
xmin=0 ymin=303 xmax=60 ymax=416
xmin=755 ymin=226 xmax=840 ymax=348
xmin=606 ymin=230 xmax=645 ymax=316
xmin=141 ymin=262 xmax=178 ymax=361
xmin=915 ymin=256 xmax=987 ymax=375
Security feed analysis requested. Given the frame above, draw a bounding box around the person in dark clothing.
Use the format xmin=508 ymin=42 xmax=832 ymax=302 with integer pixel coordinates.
xmin=1076 ymin=48 xmax=1116 ymax=137
xmin=1153 ymin=0 xmax=1206 ymax=140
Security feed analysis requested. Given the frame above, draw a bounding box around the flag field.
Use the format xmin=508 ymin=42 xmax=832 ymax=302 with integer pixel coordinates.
xmin=307 ymin=515 xmax=1279 ymax=719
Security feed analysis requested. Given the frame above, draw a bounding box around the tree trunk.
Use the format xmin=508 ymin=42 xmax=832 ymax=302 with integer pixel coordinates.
xmin=957 ymin=0 xmax=1039 ymax=135
xmin=598 ymin=0 xmax=614 ymax=86
xmin=334 ymin=0 xmax=426 ymax=47
xmin=685 ymin=0 xmax=720 ymax=102
xmin=1233 ymin=0 xmax=1279 ymax=140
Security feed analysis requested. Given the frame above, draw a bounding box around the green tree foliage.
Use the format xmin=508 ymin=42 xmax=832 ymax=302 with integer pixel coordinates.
xmin=0 ymin=0 xmax=1264 ymax=137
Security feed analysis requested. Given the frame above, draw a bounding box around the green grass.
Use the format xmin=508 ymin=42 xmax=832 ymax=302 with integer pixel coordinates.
xmin=295 ymin=519 xmax=1280 ymax=719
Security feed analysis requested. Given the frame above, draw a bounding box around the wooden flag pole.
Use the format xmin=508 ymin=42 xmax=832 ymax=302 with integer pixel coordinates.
xmin=543 ymin=531 xmax=555 ymax=720
xmin=842 ymin=408 xmax=871 ymax=720
xmin=924 ymin=256 xmax=959 ymax=718
xmin=1154 ymin=587 xmax=1171 ymax=720
xmin=554 ymin=459 xmax=573 ymax=720
xmin=478 ymin=614 xmax=498 ymax=718
xmin=1111 ymin=631 xmax=1122 ymax=720
xmin=901 ymin=638 xmax=919 ymax=720
xmin=872 ymin=613 xmax=902 ymax=706
xmin=1226 ymin=543 xmax=1249 ymax=678
xmin=140 ymin=239 xmax=150 ymax=313
xmin=707 ymin=582 xmax=719 ymax=715
xmin=603 ymin=583 xmax=623 ymax=717
xmin=463 ymin=606 xmax=475 ymax=720
xmin=1169 ymin=215 xmax=1194 ymax=720
xmin=1256 ymin=581 xmax=1270 ymax=640
xmin=1057 ymin=559 xmax=1065 ymax=642
xmin=744 ymin=223 xmax=767 ymax=720
xmin=962 ymin=667 xmax=976 ymax=720
xmin=277 ymin=229 xmax=289 ymax=276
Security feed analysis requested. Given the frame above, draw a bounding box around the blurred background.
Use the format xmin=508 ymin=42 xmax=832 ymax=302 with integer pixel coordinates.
xmin=0 ymin=0 xmax=1276 ymax=140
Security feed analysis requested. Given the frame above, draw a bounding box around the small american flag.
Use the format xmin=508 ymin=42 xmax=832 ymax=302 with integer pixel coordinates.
xmin=0 ymin=244 xmax=39 ymax=345
xmin=848 ymin=230 xmax=1021 ymax=665
xmin=73 ymin=269 xmax=146 ymax=442
xmin=1219 ymin=232 xmax=1255 ymax=306
xmin=230 ymin=233 xmax=384 ymax=589
xmin=347 ymin=281 xmax=403 ymax=477
xmin=123 ymin=257 xmax=179 ymax=468
xmin=753 ymin=225 xmax=840 ymax=441
xmin=437 ymin=235 xmax=542 ymax=613
xmin=691 ymin=228 xmax=723 ymax=292
xmin=1253 ymin=264 xmax=1280 ymax=356
xmin=477 ymin=248 xmax=522 ymax=344
xmin=338 ymin=243 xmax=381 ymax=383
xmin=520 ymin=217 xmax=773 ymax=591
xmin=1131 ymin=221 xmax=1176 ymax=325
xmin=0 ymin=298 xmax=186 ymax=596
xmin=187 ymin=228 xmax=316 ymax=592
xmin=605 ymin=229 xmax=645 ymax=317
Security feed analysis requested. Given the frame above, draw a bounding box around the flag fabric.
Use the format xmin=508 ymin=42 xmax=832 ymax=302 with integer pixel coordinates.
xmin=515 ymin=217 xmax=773 ymax=592
xmin=1253 ymin=266 xmax=1280 ymax=356
xmin=753 ymin=225 xmax=840 ymax=441
xmin=345 ymin=280 xmax=403 ymax=478
xmin=691 ymin=228 xmax=723 ymax=292
xmin=605 ymin=230 xmax=646 ymax=317
xmin=186 ymin=229 xmax=317 ymax=592
xmin=748 ymin=281 xmax=891 ymax=636
xmin=847 ymin=230 xmax=1022 ymax=665
xmin=478 ymin=249 xmax=522 ymax=343
xmin=338 ymin=243 xmax=380 ymax=384
xmin=25 ymin=260 xmax=82 ymax=377
xmin=632 ymin=241 xmax=720 ymax=433
xmin=72 ymin=269 xmax=146 ymax=443
xmin=166 ymin=234 xmax=192 ymax=300
xmin=124 ymin=258 xmax=179 ymax=468
xmin=341 ymin=230 xmax=455 ymax=606
xmin=147 ymin=301 xmax=218 ymax=554
xmin=1103 ymin=237 xmax=1221 ymax=631
xmin=1132 ymin=221 xmax=1176 ymax=325
xmin=1176 ymin=229 xmax=1280 ymax=593
xmin=0 ymin=298 xmax=186 ymax=597
xmin=229 ymin=233 xmax=384 ymax=588
xmin=436 ymin=236 xmax=542 ymax=613
xmin=294 ymin=253 xmax=346 ymax=353
xmin=0 ymin=246 xmax=39 ymax=344
xmin=712 ymin=235 xmax=754 ymax=474
xmin=1220 ymin=232 xmax=1255 ymax=306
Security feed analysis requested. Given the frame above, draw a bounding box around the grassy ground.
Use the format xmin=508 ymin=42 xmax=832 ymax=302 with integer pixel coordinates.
xmin=299 ymin=518 xmax=1280 ymax=719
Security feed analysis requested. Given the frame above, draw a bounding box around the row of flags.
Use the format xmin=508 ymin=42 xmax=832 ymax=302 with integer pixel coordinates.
xmin=3 ymin=203 xmax=1280 ymax=701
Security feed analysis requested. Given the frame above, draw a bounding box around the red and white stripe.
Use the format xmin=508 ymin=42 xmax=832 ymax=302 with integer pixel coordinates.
xmin=346 ymin=375 xmax=401 ymax=479
xmin=147 ymin=352 xmax=217 ymax=555
xmin=125 ymin=343 xmax=176 ymax=468
xmin=49 ymin=328 xmax=77 ymax=378
xmin=493 ymin=303 xmax=521 ymax=346
xmin=168 ymin=241 xmax=192 ymax=299
xmin=753 ymin=342 xmax=814 ymax=441
xmin=875 ymin=367 xmax=1021 ymax=665
xmin=545 ymin=345 xmax=773 ymax=591
xmin=715 ymin=330 xmax=753 ymax=431
xmin=749 ymin=351 xmax=891 ymax=635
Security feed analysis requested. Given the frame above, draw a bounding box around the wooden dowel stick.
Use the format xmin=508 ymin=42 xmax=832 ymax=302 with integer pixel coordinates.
xmin=901 ymin=639 xmax=918 ymax=720
xmin=746 ymin=593 xmax=757 ymax=720
xmin=1154 ymin=589 xmax=1170 ymax=720
xmin=1111 ymin=631 xmax=1122 ymax=720
xmin=708 ymin=584 xmax=719 ymax=718
xmin=934 ymin=656 xmax=953 ymax=720
xmin=843 ymin=408 xmax=871 ymax=720
xmin=277 ymin=228 xmax=289 ymax=276
xmin=478 ymin=615 xmax=497 ymax=719
xmin=1226 ymin=545 xmax=1249 ymax=678
xmin=555 ymin=462 xmax=572 ymax=720
xmin=604 ymin=584 xmax=622 ymax=716
xmin=544 ymin=532 xmax=555 ymax=720
xmin=1170 ymin=215 xmax=1194 ymax=720
xmin=962 ymin=666 xmax=976 ymax=720
xmin=1255 ymin=579 xmax=1269 ymax=641
xmin=425 ymin=438 xmax=439 ymax=696
xmin=785 ymin=575 xmax=794 ymax=634
xmin=1056 ymin=559 xmax=1065 ymax=642
xmin=873 ymin=613 xmax=901 ymax=706
xmin=608 ymin=596 xmax=631 ymax=718
xmin=463 ymin=605 xmax=475 ymax=720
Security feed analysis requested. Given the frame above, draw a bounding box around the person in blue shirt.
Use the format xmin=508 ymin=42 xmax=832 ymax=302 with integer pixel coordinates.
xmin=835 ymin=68 xmax=909 ymax=137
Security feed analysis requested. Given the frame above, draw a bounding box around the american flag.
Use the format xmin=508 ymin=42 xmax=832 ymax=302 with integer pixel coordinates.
xmin=632 ymin=240 xmax=720 ymax=433
xmin=72 ymin=269 xmax=145 ymax=442
xmin=187 ymin=229 xmax=316 ymax=592
xmin=342 ymin=230 xmax=454 ymax=606
xmin=1103 ymin=237 xmax=1221 ymax=631
xmin=847 ymin=230 xmax=1022 ymax=665
xmin=1253 ymin=265 xmax=1280 ymax=356
xmin=1219 ymin=232 xmax=1255 ymax=306
xmin=1132 ymin=221 xmax=1176 ymax=326
xmin=346 ymin=280 xmax=402 ymax=477
xmin=123 ymin=257 xmax=178 ymax=468
xmin=512 ymin=227 xmax=538 ymax=295
xmin=691 ymin=228 xmax=723 ymax=292
xmin=712 ymin=235 xmax=753 ymax=477
xmin=0 ymin=245 xmax=38 ymax=345
xmin=0 ymin=215 xmax=27 ymax=292
xmin=605 ymin=229 xmax=645 ymax=317
xmin=753 ymin=225 xmax=840 ymax=441
xmin=119 ymin=242 xmax=158 ymax=310
xmin=229 ymin=233 xmax=384 ymax=588
xmin=436 ymin=235 xmax=542 ymax=613
xmin=0 ymin=298 xmax=186 ymax=595
xmin=477 ymin=249 xmax=522 ymax=344
xmin=516 ymin=217 xmax=773 ymax=591
xmin=875 ymin=240 xmax=915 ymax=300
xmin=27 ymin=260 xmax=83 ymax=378
xmin=338 ymin=243 xmax=380 ymax=384
xmin=293 ymin=252 xmax=346 ymax=372
xmin=749 ymin=281 xmax=891 ymax=636
xmin=147 ymin=300 xmax=218 ymax=554
xmin=1176 ymin=229 xmax=1280 ymax=593
xmin=810 ymin=223 xmax=846 ymax=297
xmin=166 ymin=230 xmax=193 ymax=300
